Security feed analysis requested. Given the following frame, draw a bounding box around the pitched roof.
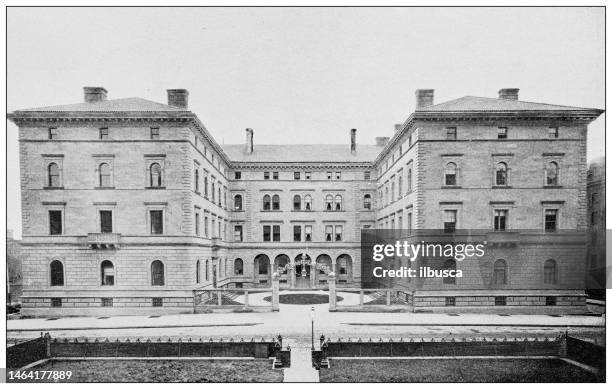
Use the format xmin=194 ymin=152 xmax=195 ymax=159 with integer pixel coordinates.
xmin=16 ymin=97 xmax=188 ymax=112
xmin=222 ymin=144 xmax=383 ymax=163
xmin=417 ymin=96 xmax=601 ymax=112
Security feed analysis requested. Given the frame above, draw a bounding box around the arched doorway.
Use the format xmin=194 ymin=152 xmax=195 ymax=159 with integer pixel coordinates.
xmin=315 ymin=254 xmax=333 ymax=287
xmin=294 ymin=253 xmax=312 ymax=289
xmin=336 ymin=254 xmax=353 ymax=285
xmin=274 ymin=254 xmax=291 ymax=288
xmin=253 ymin=254 xmax=271 ymax=286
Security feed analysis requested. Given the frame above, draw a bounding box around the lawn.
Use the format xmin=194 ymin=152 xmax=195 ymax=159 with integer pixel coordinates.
xmin=263 ymin=293 xmax=343 ymax=305
xmin=9 ymin=359 xmax=283 ymax=383
xmin=319 ymin=358 xmax=603 ymax=383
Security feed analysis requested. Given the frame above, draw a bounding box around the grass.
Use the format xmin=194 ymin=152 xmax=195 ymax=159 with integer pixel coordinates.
xmin=319 ymin=358 xmax=603 ymax=383
xmin=10 ymin=359 xmax=283 ymax=383
xmin=263 ymin=293 xmax=343 ymax=305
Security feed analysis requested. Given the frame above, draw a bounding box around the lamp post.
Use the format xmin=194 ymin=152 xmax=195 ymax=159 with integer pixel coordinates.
xmin=310 ymin=306 xmax=315 ymax=351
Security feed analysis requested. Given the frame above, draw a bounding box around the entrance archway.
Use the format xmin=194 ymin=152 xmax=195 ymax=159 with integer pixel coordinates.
xmin=336 ymin=254 xmax=353 ymax=285
xmin=253 ymin=254 xmax=271 ymax=286
xmin=294 ymin=253 xmax=312 ymax=289
xmin=274 ymin=254 xmax=291 ymax=288
xmin=315 ymin=254 xmax=333 ymax=287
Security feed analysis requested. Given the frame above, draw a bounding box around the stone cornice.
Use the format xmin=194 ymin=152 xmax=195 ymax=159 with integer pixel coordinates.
xmin=230 ymin=161 xmax=374 ymax=170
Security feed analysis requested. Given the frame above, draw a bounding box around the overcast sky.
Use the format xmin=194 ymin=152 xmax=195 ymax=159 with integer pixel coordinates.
xmin=6 ymin=7 xmax=605 ymax=238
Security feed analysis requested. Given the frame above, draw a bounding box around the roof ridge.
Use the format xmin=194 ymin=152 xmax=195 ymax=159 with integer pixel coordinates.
xmin=424 ymin=95 xmax=598 ymax=111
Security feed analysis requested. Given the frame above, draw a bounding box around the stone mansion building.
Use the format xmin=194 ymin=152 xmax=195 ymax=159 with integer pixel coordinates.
xmin=9 ymin=87 xmax=603 ymax=316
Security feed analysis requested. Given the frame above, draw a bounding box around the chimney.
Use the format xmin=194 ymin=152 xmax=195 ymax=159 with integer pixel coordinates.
xmin=394 ymin=124 xmax=403 ymax=132
xmin=375 ymin=137 xmax=390 ymax=147
xmin=498 ymin=88 xmax=519 ymax=100
xmin=350 ymin=128 xmax=357 ymax=154
xmin=245 ymin=128 xmax=254 ymax=154
xmin=83 ymin=87 xmax=107 ymax=103
xmin=415 ymin=89 xmax=434 ymax=109
xmin=167 ymin=89 xmax=189 ymax=108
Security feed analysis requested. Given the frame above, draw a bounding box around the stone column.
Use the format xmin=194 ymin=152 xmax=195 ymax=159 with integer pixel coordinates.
xmin=328 ymin=273 xmax=337 ymax=311
xmin=290 ymin=259 xmax=296 ymax=289
xmin=271 ymin=272 xmax=280 ymax=311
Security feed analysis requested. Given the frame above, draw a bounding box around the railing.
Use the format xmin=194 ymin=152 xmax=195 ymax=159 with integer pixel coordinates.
xmin=87 ymin=233 xmax=121 ymax=248
xmin=193 ymin=288 xmax=274 ymax=311
xmin=335 ymin=288 xmax=412 ymax=307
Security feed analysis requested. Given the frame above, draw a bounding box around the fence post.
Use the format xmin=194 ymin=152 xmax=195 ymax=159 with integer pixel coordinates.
xmin=217 ymin=290 xmax=222 ymax=306
xmin=328 ymin=272 xmax=337 ymax=311
xmin=272 ymin=272 xmax=280 ymax=311
xmin=44 ymin=332 xmax=52 ymax=358
xmin=244 ymin=291 xmax=250 ymax=307
xmin=359 ymin=290 xmax=364 ymax=307
xmin=386 ymin=290 xmax=391 ymax=306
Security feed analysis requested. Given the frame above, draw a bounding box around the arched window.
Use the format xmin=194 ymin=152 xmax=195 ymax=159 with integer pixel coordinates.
xmin=151 ymin=260 xmax=165 ymax=286
xmin=443 ymin=259 xmax=456 ymax=284
xmin=546 ymin=162 xmax=559 ymax=185
xmin=335 ymin=195 xmax=342 ymax=211
xmin=325 ymin=195 xmax=333 ymax=211
xmin=234 ymin=258 xmax=244 ymax=275
xmin=445 ymin=162 xmax=457 ymax=186
xmin=48 ymin=163 xmax=60 ymax=187
xmin=293 ymin=195 xmax=301 ymax=211
xmin=101 ymin=260 xmax=115 ymax=286
xmin=99 ymin=163 xmax=111 ymax=187
xmin=544 ymin=259 xmax=557 ymax=284
xmin=150 ymin=163 xmax=162 ymax=187
xmin=495 ymin=162 xmax=507 ymax=186
xmin=272 ymin=195 xmax=280 ymax=210
xmin=205 ymin=260 xmax=209 ymax=281
xmin=304 ymin=195 xmax=312 ymax=211
xmin=493 ymin=259 xmax=507 ymax=285
xmin=234 ymin=194 xmax=243 ymax=211
xmin=364 ymin=194 xmax=372 ymax=209
xmin=50 ymin=260 xmax=64 ymax=286
xmin=263 ymin=194 xmax=271 ymax=211
xmin=196 ymin=260 xmax=201 ymax=283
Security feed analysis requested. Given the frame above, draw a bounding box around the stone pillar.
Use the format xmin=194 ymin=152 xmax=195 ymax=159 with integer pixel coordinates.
xmin=359 ymin=290 xmax=364 ymax=307
xmin=271 ymin=272 xmax=280 ymax=311
xmin=328 ymin=273 xmax=337 ymax=311
xmin=311 ymin=265 xmax=316 ymax=288
xmin=244 ymin=291 xmax=249 ymax=307
xmin=386 ymin=290 xmax=391 ymax=306
xmin=290 ymin=260 xmax=296 ymax=289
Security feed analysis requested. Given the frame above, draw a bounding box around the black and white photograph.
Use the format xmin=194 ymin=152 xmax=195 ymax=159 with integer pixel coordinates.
xmin=3 ymin=3 xmax=608 ymax=384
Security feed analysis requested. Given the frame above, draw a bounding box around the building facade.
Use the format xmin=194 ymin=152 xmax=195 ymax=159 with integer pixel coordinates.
xmin=9 ymin=87 xmax=603 ymax=316
xmin=586 ymin=157 xmax=606 ymax=298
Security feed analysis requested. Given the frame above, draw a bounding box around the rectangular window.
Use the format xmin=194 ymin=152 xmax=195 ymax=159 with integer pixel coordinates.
xmin=305 ymin=225 xmax=312 ymax=242
xmin=335 ymin=172 xmax=341 ymax=180
xmin=150 ymin=127 xmax=160 ymax=139
xmin=195 ymin=211 xmax=200 ymax=236
xmin=99 ymin=127 xmax=109 ymax=140
xmin=494 ymin=296 xmax=507 ymax=306
xmin=494 ymin=209 xmax=507 ymax=231
xmin=545 ymin=296 xmax=557 ymax=306
xmin=446 ymin=127 xmax=457 ymax=140
xmin=49 ymin=128 xmax=58 ymax=140
xmin=51 ymin=298 xmax=62 ymax=307
xmin=150 ymin=210 xmax=164 ymax=235
xmin=294 ymin=172 xmax=300 ymax=180
xmin=305 ymin=172 xmax=311 ymax=180
xmin=101 ymin=298 xmax=113 ymax=307
xmin=273 ymin=225 xmax=281 ymax=242
xmin=100 ymin=210 xmax=113 ymax=233
xmin=325 ymin=225 xmax=333 ymax=242
xmin=49 ymin=210 xmax=63 ymax=235
xmin=548 ymin=127 xmax=559 ymax=138
xmin=544 ymin=209 xmax=558 ymax=232
xmin=263 ymin=225 xmax=271 ymax=242
xmin=204 ymin=216 xmax=209 ymax=237
xmin=327 ymin=172 xmax=332 ymax=180
xmin=152 ymin=297 xmax=163 ymax=307
xmin=235 ymin=171 xmax=242 ymax=179
xmin=234 ymin=225 xmax=243 ymax=242
xmin=293 ymin=225 xmax=301 ymax=242
xmin=407 ymin=212 xmax=412 ymax=234
xmin=335 ymin=225 xmax=343 ymax=241
xmin=264 ymin=172 xmax=270 ymax=180
xmin=364 ymin=171 xmax=371 ymax=180
xmin=497 ymin=127 xmax=508 ymax=139
xmin=445 ymin=297 xmax=456 ymax=306
xmin=443 ymin=210 xmax=457 ymax=233
xmin=273 ymin=172 xmax=279 ymax=180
